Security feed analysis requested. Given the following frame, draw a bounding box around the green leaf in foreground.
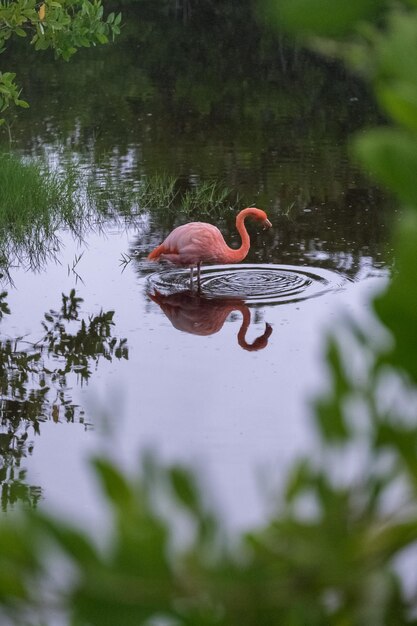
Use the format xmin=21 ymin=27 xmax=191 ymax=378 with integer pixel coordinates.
xmin=373 ymin=211 xmax=417 ymax=384
xmin=260 ymin=0 xmax=382 ymax=36
xmin=378 ymin=82 xmax=417 ymax=132
xmin=354 ymin=128 xmax=417 ymax=207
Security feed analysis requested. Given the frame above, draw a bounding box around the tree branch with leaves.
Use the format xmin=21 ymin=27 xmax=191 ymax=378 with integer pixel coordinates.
xmin=0 ymin=0 xmax=121 ymax=125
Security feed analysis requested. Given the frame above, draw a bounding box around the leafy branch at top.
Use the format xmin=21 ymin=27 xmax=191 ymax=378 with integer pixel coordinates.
xmin=0 ymin=0 xmax=121 ymax=123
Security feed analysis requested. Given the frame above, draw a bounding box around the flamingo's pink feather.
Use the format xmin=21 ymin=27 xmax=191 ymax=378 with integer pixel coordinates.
xmin=148 ymin=222 xmax=228 ymax=266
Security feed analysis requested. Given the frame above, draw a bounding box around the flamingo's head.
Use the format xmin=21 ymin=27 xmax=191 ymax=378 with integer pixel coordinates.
xmin=240 ymin=207 xmax=272 ymax=229
xmin=255 ymin=209 xmax=272 ymax=230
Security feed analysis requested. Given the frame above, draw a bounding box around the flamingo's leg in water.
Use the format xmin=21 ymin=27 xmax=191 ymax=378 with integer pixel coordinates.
xmin=189 ymin=266 xmax=194 ymax=291
xmin=197 ymin=262 xmax=201 ymax=292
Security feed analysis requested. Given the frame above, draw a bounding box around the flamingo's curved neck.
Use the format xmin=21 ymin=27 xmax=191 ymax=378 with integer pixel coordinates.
xmin=235 ymin=304 xmax=251 ymax=347
xmin=235 ymin=303 xmax=272 ymax=351
xmin=227 ymin=208 xmax=259 ymax=263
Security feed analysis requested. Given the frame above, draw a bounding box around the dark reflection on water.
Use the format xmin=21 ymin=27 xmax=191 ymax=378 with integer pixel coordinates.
xmin=148 ymin=289 xmax=273 ymax=352
xmin=4 ymin=7 xmax=390 ymax=216
xmin=7 ymin=6 xmax=378 ymax=162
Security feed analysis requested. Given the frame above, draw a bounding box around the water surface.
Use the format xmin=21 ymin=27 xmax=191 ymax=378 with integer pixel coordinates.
xmin=0 ymin=7 xmax=393 ymax=527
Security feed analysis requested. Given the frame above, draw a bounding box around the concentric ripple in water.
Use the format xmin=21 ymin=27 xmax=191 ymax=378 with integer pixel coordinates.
xmin=147 ymin=264 xmax=349 ymax=305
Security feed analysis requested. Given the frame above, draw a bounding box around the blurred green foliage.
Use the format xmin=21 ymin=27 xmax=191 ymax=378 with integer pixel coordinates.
xmin=261 ymin=0 xmax=383 ymax=37
xmin=0 ymin=1 xmax=417 ymax=625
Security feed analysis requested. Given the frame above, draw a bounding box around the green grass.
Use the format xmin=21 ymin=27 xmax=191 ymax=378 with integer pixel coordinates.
xmin=0 ymin=152 xmax=84 ymax=275
xmin=180 ymin=180 xmax=241 ymax=216
xmin=88 ymin=172 xmax=242 ymax=222
xmin=138 ymin=174 xmax=179 ymax=212
xmin=0 ymin=152 xmax=80 ymax=232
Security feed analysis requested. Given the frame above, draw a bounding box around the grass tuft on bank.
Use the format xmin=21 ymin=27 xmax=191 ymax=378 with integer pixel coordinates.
xmin=0 ymin=152 xmax=80 ymax=234
xmin=88 ymin=172 xmax=242 ymax=222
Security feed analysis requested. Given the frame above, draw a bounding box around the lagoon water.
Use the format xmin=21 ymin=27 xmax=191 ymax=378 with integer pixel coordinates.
xmin=0 ymin=8 xmax=393 ymax=529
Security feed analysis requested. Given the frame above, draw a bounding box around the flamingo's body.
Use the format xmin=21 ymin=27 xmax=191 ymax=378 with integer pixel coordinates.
xmin=147 ymin=207 xmax=271 ymax=288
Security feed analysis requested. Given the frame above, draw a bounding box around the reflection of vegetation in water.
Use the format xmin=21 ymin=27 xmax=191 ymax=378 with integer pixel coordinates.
xmin=0 ymin=290 xmax=128 ymax=512
xmin=0 ymin=293 xmax=41 ymax=511
xmin=2 ymin=3 xmax=381 ymax=203
xmin=0 ymin=152 xmax=84 ymax=277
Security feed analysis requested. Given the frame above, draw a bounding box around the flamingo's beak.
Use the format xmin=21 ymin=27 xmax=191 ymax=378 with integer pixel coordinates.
xmin=263 ymin=218 xmax=272 ymax=230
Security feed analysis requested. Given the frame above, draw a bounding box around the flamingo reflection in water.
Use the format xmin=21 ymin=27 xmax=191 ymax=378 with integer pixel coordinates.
xmin=149 ymin=289 xmax=272 ymax=351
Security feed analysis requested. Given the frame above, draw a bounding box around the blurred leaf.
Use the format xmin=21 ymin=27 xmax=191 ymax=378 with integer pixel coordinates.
xmin=169 ymin=466 xmax=202 ymax=514
xmin=375 ymin=421 xmax=417 ymax=487
xmin=34 ymin=514 xmax=100 ymax=566
xmin=261 ymin=0 xmax=383 ymax=36
xmin=370 ymin=10 xmax=417 ymax=86
xmin=373 ymin=211 xmax=417 ymax=384
xmin=92 ymin=458 xmax=134 ymax=512
xmin=15 ymin=99 xmax=29 ymax=108
xmin=365 ymin=520 xmax=417 ymax=564
xmin=314 ymin=339 xmax=351 ymax=441
xmin=378 ymin=82 xmax=417 ymax=131
xmin=284 ymin=459 xmax=313 ymax=502
xmin=354 ymin=128 xmax=417 ymax=207
xmin=14 ymin=27 xmax=27 ymax=38
xmin=315 ymin=396 xmax=350 ymax=441
xmin=96 ymin=33 xmax=108 ymax=44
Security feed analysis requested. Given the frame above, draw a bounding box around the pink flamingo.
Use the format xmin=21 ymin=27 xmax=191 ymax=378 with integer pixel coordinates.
xmin=149 ymin=290 xmax=273 ymax=351
xmin=147 ymin=207 xmax=272 ymax=289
